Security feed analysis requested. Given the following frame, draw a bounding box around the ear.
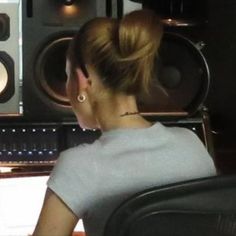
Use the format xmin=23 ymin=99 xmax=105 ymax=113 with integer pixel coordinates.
xmin=75 ymin=68 xmax=91 ymax=92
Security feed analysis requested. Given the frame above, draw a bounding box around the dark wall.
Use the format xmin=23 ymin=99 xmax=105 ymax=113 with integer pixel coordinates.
xmin=204 ymin=0 xmax=236 ymax=173
xmin=204 ymin=0 xmax=236 ymax=131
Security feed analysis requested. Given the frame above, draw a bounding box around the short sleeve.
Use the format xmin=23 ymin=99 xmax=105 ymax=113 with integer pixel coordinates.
xmin=47 ymin=146 xmax=98 ymax=218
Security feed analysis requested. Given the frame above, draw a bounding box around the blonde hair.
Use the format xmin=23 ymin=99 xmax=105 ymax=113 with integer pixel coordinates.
xmin=67 ymin=9 xmax=163 ymax=96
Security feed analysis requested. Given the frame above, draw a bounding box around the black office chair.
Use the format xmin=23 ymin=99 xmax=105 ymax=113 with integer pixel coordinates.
xmin=104 ymin=175 xmax=236 ymax=236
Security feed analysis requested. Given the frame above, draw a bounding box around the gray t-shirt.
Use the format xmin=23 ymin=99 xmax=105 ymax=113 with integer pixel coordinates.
xmin=47 ymin=123 xmax=216 ymax=236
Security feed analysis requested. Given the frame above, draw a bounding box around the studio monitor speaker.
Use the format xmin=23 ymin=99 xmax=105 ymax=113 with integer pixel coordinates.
xmin=22 ymin=0 xmax=106 ymax=122
xmin=126 ymin=0 xmax=210 ymax=118
xmin=0 ymin=0 xmax=21 ymax=116
xmin=138 ymin=32 xmax=210 ymax=118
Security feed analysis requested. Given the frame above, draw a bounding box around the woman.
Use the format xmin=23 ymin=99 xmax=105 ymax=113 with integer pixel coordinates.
xmin=33 ymin=10 xmax=216 ymax=236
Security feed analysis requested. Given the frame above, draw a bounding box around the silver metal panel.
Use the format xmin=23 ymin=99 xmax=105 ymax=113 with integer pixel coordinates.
xmin=123 ymin=0 xmax=142 ymax=14
xmin=0 ymin=0 xmax=22 ymax=116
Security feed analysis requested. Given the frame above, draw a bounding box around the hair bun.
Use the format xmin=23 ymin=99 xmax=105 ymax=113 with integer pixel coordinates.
xmin=116 ymin=9 xmax=163 ymax=95
xmin=67 ymin=10 xmax=163 ymax=97
xmin=118 ymin=9 xmax=163 ymax=61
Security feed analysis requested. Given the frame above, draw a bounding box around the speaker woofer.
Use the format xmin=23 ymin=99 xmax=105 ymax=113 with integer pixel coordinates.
xmin=0 ymin=52 xmax=15 ymax=103
xmin=0 ymin=60 xmax=8 ymax=94
xmin=139 ymin=32 xmax=210 ymax=117
xmin=33 ymin=32 xmax=209 ymax=118
xmin=35 ymin=36 xmax=72 ymax=107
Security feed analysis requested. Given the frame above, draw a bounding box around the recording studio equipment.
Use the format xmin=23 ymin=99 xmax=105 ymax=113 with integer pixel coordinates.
xmin=0 ymin=0 xmax=22 ymax=116
xmin=0 ymin=122 xmax=101 ymax=168
xmin=21 ymin=0 xmax=209 ymax=121
xmin=0 ymin=0 xmax=215 ymax=172
xmin=138 ymin=32 xmax=210 ymax=118
xmin=113 ymin=0 xmax=210 ymax=119
xmin=0 ymin=115 xmax=213 ymax=169
xmin=22 ymin=0 xmax=106 ymax=121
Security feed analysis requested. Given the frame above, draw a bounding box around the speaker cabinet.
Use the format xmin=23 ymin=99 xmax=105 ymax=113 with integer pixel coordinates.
xmin=124 ymin=0 xmax=210 ymax=119
xmin=0 ymin=1 xmax=21 ymax=116
xmin=138 ymin=32 xmax=210 ymax=119
xmin=22 ymin=0 xmax=106 ymax=122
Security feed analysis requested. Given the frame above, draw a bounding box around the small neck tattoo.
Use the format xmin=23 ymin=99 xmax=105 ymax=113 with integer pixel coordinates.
xmin=120 ymin=111 xmax=140 ymax=117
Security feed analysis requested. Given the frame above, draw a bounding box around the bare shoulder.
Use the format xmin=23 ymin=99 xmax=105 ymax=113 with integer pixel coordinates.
xmin=33 ymin=188 xmax=79 ymax=236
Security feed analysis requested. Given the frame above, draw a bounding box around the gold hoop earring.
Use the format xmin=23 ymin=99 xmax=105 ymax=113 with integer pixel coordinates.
xmin=77 ymin=94 xmax=86 ymax=103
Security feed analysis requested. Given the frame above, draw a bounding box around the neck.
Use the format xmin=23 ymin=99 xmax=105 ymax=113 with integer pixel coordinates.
xmin=93 ymin=93 xmax=152 ymax=132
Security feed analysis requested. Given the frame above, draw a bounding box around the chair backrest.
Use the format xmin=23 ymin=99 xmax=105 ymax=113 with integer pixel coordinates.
xmin=104 ymin=175 xmax=236 ymax=236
